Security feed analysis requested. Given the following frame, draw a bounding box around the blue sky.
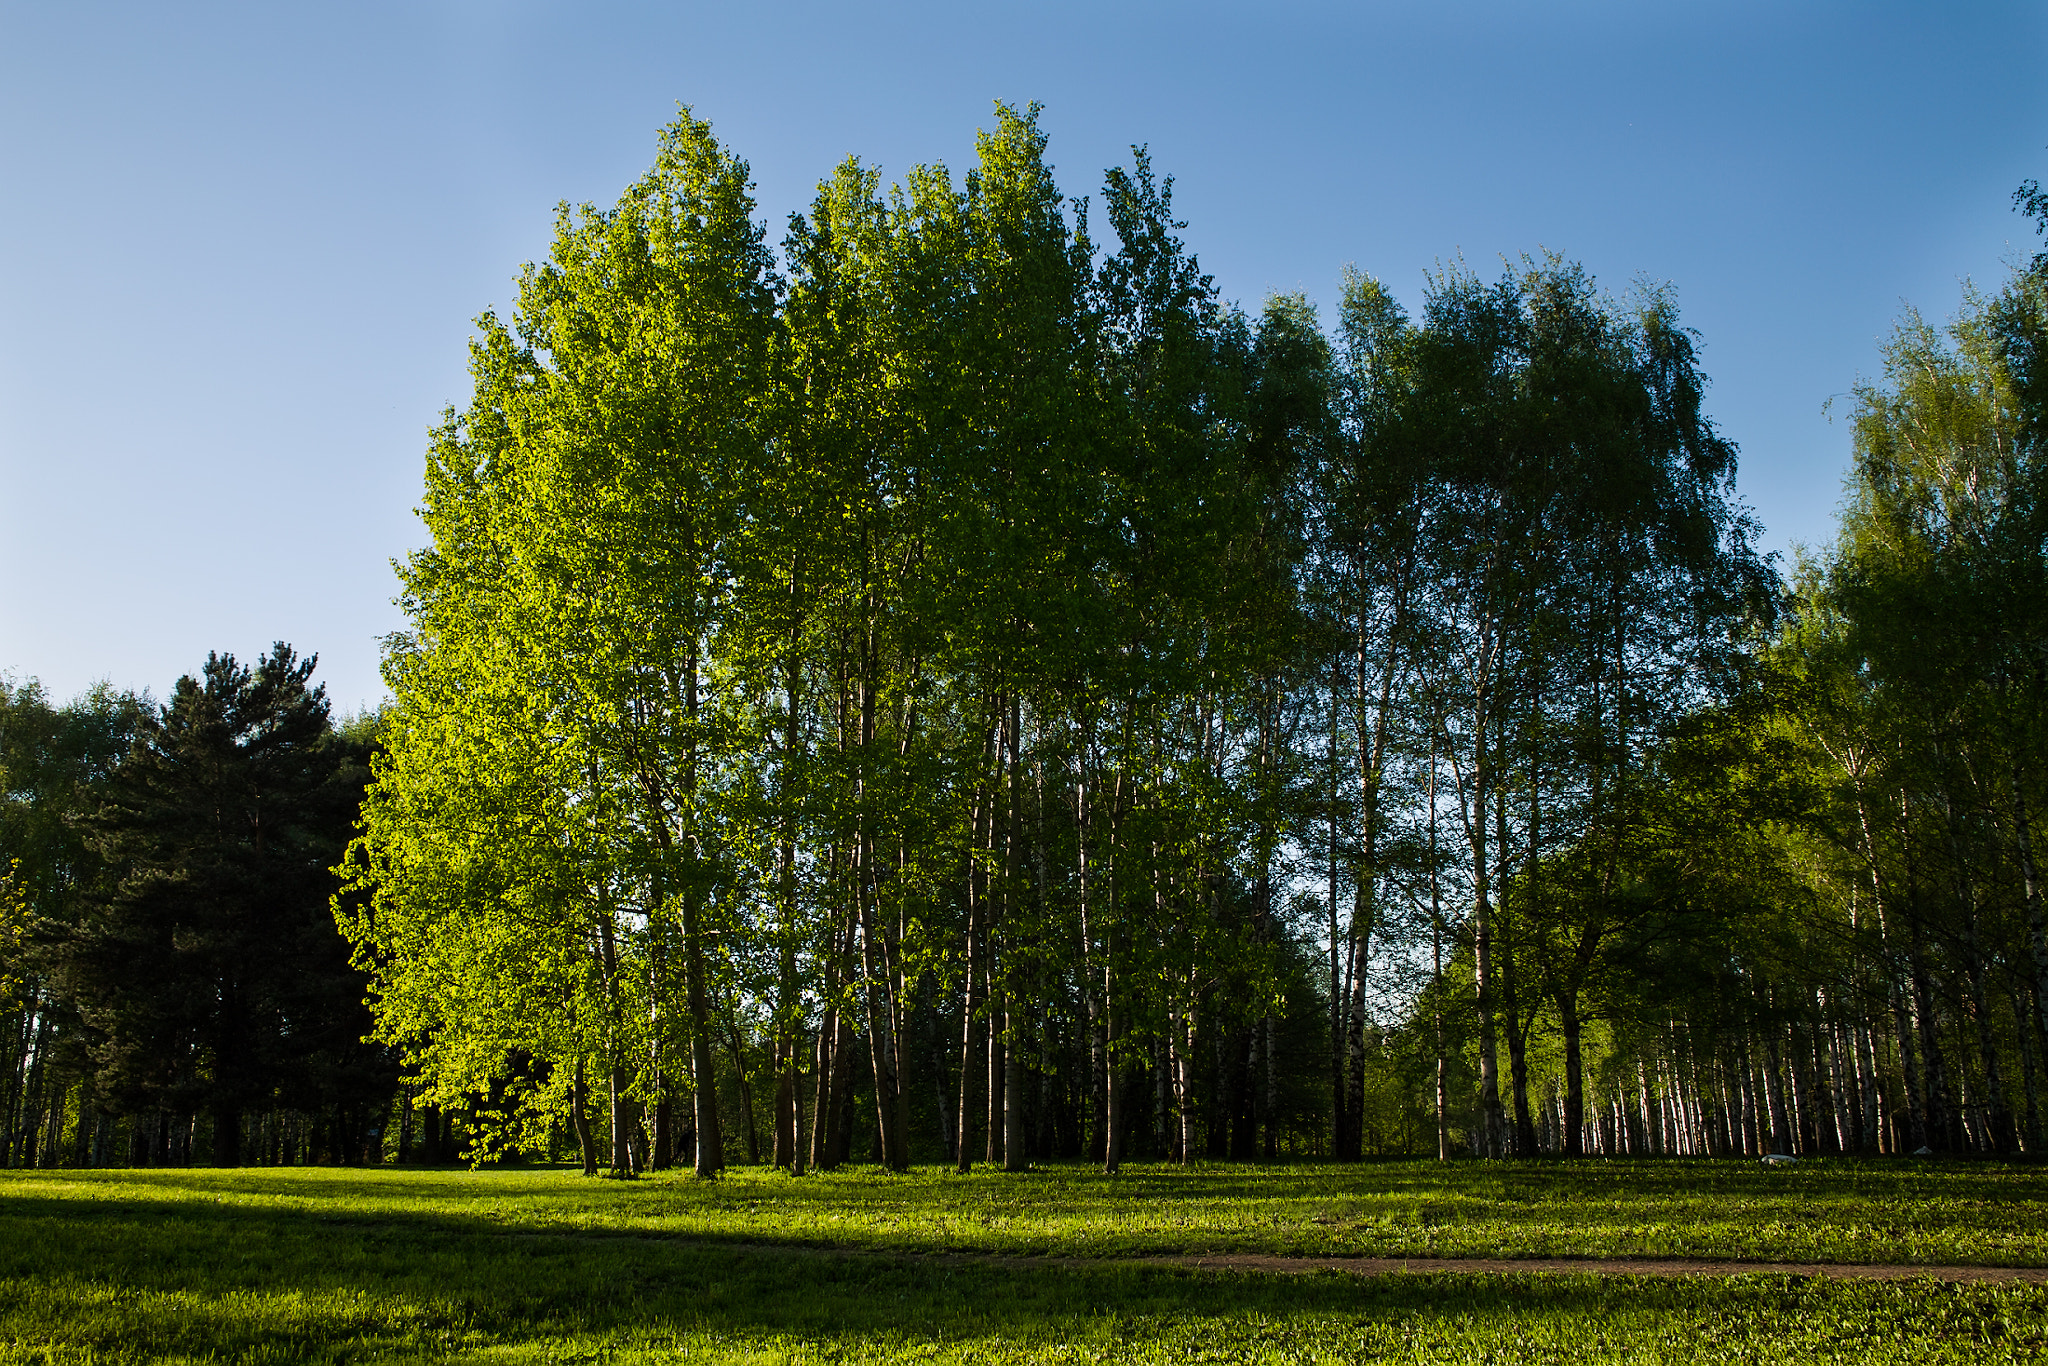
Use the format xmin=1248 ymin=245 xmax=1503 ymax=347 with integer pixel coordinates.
xmin=3 ymin=1 xmax=2044 ymax=713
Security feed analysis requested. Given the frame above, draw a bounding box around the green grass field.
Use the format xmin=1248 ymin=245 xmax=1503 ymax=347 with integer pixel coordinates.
xmin=2 ymin=1160 xmax=2045 ymax=1363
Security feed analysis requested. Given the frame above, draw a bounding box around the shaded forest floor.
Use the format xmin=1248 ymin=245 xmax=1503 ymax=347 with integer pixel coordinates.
xmin=3 ymin=1161 xmax=2046 ymax=1362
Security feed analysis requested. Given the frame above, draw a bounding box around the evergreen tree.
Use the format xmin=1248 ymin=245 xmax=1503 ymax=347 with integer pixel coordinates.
xmin=61 ymin=646 xmax=385 ymax=1165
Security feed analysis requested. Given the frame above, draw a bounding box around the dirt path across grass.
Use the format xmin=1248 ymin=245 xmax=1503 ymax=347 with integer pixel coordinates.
xmin=1146 ymin=1252 xmax=2048 ymax=1283
xmin=527 ymin=1230 xmax=2048 ymax=1284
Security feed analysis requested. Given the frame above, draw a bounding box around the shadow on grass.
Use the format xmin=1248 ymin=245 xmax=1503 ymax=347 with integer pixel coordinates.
xmin=2 ymin=1177 xmax=2046 ymax=1363
xmin=0 ymin=1187 xmax=1993 ymax=1319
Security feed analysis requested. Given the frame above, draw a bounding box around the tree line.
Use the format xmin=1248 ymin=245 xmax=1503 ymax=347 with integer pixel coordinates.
xmin=3 ymin=106 xmax=2042 ymax=1171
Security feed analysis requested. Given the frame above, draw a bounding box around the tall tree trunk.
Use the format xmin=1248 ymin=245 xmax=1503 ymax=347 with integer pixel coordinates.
xmin=723 ymin=1016 xmax=761 ymax=1164
xmin=1327 ymin=665 xmax=1349 ymax=1160
xmin=212 ymin=1101 xmax=241 ymax=1168
xmin=1002 ymin=990 xmax=1026 ymax=1171
xmin=809 ymin=899 xmax=845 ymax=1172
xmin=1853 ymin=1014 xmax=1880 ymax=1152
xmin=956 ymin=866 xmax=982 ymax=1173
xmin=1891 ymin=970 xmax=1928 ymax=1153
xmin=682 ymin=650 xmax=724 ymax=1178
xmin=594 ymin=890 xmax=632 ymax=1179
xmin=1500 ymin=988 xmax=1536 ymax=1155
xmin=1170 ymin=1005 xmax=1197 ymax=1165
xmin=1340 ymin=914 xmax=1368 ymax=1158
xmin=1423 ymin=727 xmax=1448 ymax=1160
xmin=852 ymin=619 xmax=909 ymax=1172
xmin=1000 ymin=691 xmax=1027 ymax=1172
xmin=2013 ymin=757 xmax=2048 ymax=1050
xmin=68 ymin=1075 xmax=94 ymax=1169
xmin=608 ymin=1064 xmax=635 ymax=1177
xmin=956 ymin=728 xmax=995 ymax=1173
xmin=1103 ymin=749 xmax=1128 ymax=1175
xmin=1344 ymin=551 xmax=1407 ymax=1161
xmin=1101 ymin=774 xmax=1125 ymax=1175
xmin=1940 ymin=783 xmax=2013 ymax=1151
xmin=856 ymin=887 xmax=905 ymax=1170
xmin=986 ymin=972 xmax=1004 ymax=1166
xmin=1763 ymin=1027 xmax=1791 ymax=1153
xmin=1558 ymin=992 xmax=1584 ymax=1158
xmin=772 ymin=634 xmax=805 ymax=1174
xmin=770 ymin=1030 xmax=796 ymax=1171
xmin=2014 ymin=986 xmax=2043 ymax=1152
xmin=1074 ymin=728 xmax=1103 ymax=1166
xmin=1496 ymin=775 xmax=1536 ymax=1156
xmin=808 ymin=1016 xmax=834 ymax=1171
xmin=653 ymin=1083 xmax=674 ymax=1171
xmin=1466 ymin=619 xmax=1505 ymax=1158
xmin=1905 ymin=924 xmax=1954 ymax=1149
xmin=682 ymin=914 xmax=721 ymax=1176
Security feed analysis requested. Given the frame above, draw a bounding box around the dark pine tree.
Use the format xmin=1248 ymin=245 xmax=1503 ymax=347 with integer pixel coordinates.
xmin=61 ymin=644 xmax=390 ymax=1165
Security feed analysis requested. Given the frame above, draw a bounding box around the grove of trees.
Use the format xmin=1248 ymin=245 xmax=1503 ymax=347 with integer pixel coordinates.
xmin=4 ymin=107 xmax=2042 ymax=1171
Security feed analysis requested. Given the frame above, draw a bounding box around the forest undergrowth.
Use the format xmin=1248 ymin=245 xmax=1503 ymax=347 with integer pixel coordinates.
xmin=2 ymin=1162 xmax=2046 ymax=1364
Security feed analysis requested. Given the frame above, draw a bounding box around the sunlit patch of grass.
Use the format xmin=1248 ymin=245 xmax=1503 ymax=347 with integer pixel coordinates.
xmin=22 ymin=1157 xmax=2042 ymax=1264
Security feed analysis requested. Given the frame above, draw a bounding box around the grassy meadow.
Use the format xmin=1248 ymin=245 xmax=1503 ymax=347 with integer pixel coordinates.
xmin=1 ymin=1160 xmax=2045 ymax=1363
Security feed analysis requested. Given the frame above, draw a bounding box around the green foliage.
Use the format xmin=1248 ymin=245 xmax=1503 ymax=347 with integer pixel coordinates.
xmin=347 ymin=106 xmax=780 ymax=1174
xmin=348 ymin=102 xmax=1324 ymax=1181
xmin=0 ymin=860 xmax=27 ymax=1012
xmin=1731 ymin=238 xmax=2048 ymax=1161
xmin=0 ymin=675 xmax=149 ymax=930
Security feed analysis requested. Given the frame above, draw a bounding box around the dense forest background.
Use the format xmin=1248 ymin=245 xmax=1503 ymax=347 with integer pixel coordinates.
xmin=4 ymin=108 xmax=2046 ymax=1173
